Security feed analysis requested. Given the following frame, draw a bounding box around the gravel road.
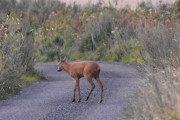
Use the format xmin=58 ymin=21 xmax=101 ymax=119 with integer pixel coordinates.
xmin=0 ymin=61 xmax=143 ymax=120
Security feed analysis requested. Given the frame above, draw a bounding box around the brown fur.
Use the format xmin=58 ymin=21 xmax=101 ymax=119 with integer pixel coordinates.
xmin=57 ymin=59 xmax=103 ymax=103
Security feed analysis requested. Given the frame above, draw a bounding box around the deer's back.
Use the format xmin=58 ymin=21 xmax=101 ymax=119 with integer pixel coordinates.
xmin=69 ymin=61 xmax=100 ymax=78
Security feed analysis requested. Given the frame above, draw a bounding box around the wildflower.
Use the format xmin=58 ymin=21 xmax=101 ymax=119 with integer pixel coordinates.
xmin=111 ymin=30 xmax=115 ymax=34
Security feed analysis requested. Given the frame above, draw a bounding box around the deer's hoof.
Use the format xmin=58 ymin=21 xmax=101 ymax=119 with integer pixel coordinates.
xmin=85 ymin=97 xmax=89 ymax=101
xmin=98 ymin=99 xmax=103 ymax=104
xmin=72 ymin=99 xmax=75 ymax=102
xmin=78 ymin=99 xmax=81 ymax=103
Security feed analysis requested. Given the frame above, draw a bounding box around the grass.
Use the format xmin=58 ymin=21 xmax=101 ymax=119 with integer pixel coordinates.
xmin=163 ymin=109 xmax=180 ymax=120
xmin=20 ymin=69 xmax=45 ymax=88
xmin=39 ymin=55 xmax=48 ymax=62
xmin=101 ymin=52 xmax=119 ymax=61
xmin=0 ymin=69 xmax=45 ymax=100
xmin=69 ymin=47 xmax=145 ymax=64
xmin=21 ymin=74 xmax=42 ymax=88
xmin=70 ymin=52 xmax=85 ymax=60
xmin=70 ymin=51 xmax=100 ymax=60
xmin=122 ymin=24 xmax=180 ymax=120
xmin=121 ymin=49 xmax=145 ymax=64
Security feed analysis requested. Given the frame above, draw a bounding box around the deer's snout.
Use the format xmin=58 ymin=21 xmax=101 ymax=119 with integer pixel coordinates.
xmin=57 ymin=69 xmax=62 ymax=72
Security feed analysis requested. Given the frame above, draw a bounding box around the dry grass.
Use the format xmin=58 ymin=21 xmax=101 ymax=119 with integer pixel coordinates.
xmin=122 ymin=24 xmax=180 ymax=120
xmin=0 ymin=12 xmax=37 ymax=99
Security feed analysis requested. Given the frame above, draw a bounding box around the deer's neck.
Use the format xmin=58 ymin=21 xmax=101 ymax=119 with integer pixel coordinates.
xmin=63 ymin=62 xmax=71 ymax=74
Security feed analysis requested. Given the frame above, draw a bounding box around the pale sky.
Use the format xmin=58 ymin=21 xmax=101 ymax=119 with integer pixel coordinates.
xmin=61 ymin=0 xmax=176 ymax=9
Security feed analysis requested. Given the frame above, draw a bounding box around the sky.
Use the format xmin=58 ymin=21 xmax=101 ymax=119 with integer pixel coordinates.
xmin=60 ymin=0 xmax=176 ymax=9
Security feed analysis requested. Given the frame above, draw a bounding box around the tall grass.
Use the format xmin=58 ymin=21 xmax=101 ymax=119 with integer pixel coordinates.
xmin=0 ymin=12 xmax=43 ymax=99
xmin=122 ymin=24 xmax=180 ymax=120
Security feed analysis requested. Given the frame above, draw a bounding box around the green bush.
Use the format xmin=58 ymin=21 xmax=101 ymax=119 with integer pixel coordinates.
xmin=20 ymin=69 xmax=45 ymax=88
xmin=121 ymin=49 xmax=145 ymax=64
xmin=70 ymin=52 xmax=85 ymax=60
xmin=40 ymin=55 xmax=48 ymax=62
xmin=84 ymin=51 xmax=99 ymax=60
xmin=70 ymin=51 xmax=100 ymax=61
xmin=0 ymin=15 xmax=43 ymax=100
xmin=101 ymin=52 xmax=119 ymax=61
xmin=0 ymin=31 xmax=35 ymax=99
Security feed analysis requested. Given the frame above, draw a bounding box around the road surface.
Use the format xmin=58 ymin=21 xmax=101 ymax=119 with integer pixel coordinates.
xmin=0 ymin=61 xmax=143 ymax=120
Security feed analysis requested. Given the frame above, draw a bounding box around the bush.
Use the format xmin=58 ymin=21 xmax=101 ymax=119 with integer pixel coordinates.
xmin=77 ymin=12 xmax=113 ymax=52
xmin=20 ymin=68 xmax=45 ymax=88
xmin=101 ymin=52 xmax=119 ymax=61
xmin=138 ymin=24 xmax=180 ymax=68
xmin=70 ymin=52 xmax=85 ymax=60
xmin=0 ymin=32 xmax=34 ymax=99
xmin=0 ymin=12 xmax=42 ymax=99
xmin=122 ymin=24 xmax=180 ymax=120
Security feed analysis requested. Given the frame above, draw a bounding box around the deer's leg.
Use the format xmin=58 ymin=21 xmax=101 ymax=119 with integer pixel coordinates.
xmin=72 ymin=79 xmax=77 ymax=102
xmin=95 ymin=75 xmax=103 ymax=104
xmin=85 ymin=77 xmax=95 ymax=101
xmin=77 ymin=79 xmax=81 ymax=102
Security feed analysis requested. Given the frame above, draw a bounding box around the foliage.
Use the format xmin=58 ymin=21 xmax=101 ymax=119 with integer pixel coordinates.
xmin=0 ymin=32 xmax=34 ymax=99
xmin=5 ymin=0 xmax=176 ymax=64
xmin=0 ymin=11 xmax=43 ymax=100
xmin=163 ymin=109 xmax=180 ymax=120
xmin=101 ymin=52 xmax=119 ymax=61
xmin=122 ymin=24 xmax=180 ymax=120
xmin=20 ymin=68 xmax=45 ymax=88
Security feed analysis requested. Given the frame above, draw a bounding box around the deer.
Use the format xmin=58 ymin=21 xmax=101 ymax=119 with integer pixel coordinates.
xmin=57 ymin=53 xmax=103 ymax=104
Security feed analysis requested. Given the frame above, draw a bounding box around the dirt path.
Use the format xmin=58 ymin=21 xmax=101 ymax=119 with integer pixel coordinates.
xmin=0 ymin=61 xmax=143 ymax=120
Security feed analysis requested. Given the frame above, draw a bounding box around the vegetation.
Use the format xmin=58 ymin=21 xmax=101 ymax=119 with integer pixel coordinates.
xmin=0 ymin=0 xmax=45 ymax=100
xmin=123 ymin=24 xmax=180 ymax=120
xmin=0 ymin=0 xmax=180 ymax=119
xmin=0 ymin=28 xmax=44 ymax=99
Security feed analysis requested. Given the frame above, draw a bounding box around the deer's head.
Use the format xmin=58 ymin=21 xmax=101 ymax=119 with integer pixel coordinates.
xmin=57 ymin=57 xmax=66 ymax=72
xmin=57 ymin=50 xmax=66 ymax=72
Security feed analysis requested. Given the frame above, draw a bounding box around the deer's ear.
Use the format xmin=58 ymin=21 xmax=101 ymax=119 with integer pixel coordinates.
xmin=63 ymin=57 xmax=66 ymax=62
xmin=57 ymin=51 xmax=60 ymax=61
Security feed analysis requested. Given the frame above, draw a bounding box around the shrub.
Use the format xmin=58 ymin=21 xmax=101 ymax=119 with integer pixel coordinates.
xmin=70 ymin=52 xmax=85 ymax=60
xmin=101 ymin=52 xmax=119 ymax=61
xmin=138 ymin=24 xmax=180 ymax=68
xmin=122 ymin=24 xmax=180 ymax=120
xmin=0 ymin=12 xmax=41 ymax=99
xmin=20 ymin=68 xmax=45 ymax=88
xmin=0 ymin=31 xmax=35 ymax=99
xmin=78 ymin=12 xmax=113 ymax=52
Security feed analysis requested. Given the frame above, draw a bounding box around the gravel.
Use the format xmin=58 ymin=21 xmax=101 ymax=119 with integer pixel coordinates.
xmin=0 ymin=61 xmax=143 ymax=120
